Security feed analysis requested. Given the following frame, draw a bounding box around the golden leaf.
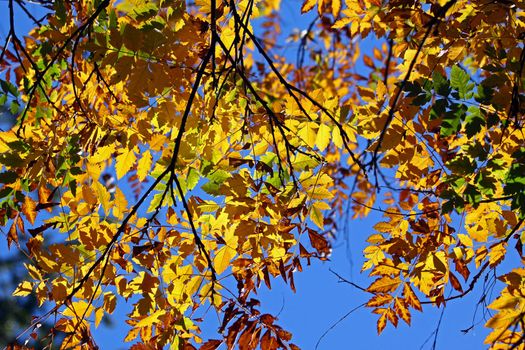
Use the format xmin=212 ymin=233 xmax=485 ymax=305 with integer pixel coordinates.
xmin=214 ymin=245 xmax=236 ymax=275
xmin=137 ymin=150 xmax=152 ymax=181
xmin=368 ymin=276 xmax=401 ymax=293
xmin=301 ymin=0 xmax=317 ymax=13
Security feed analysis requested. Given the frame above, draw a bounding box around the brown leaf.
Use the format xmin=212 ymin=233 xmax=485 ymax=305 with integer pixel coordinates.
xmin=263 ymin=266 xmax=272 ymax=290
xmin=237 ymin=321 xmax=257 ymax=350
xmin=199 ymin=340 xmax=222 ymax=350
xmin=449 ymin=272 xmax=463 ymax=293
xmin=276 ymin=328 xmax=292 ymax=342
xmin=227 ymin=316 xmax=246 ymax=349
xmin=260 ymin=314 xmax=275 ymax=327
xmin=260 ymin=331 xmax=278 ymax=350
xmin=278 ymin=260 xmax=287 ymax=283
xmin=307 ymin=229 xmax=330 ymax=256
xmin=7 ymin=221 xmax=18 ymax=248
xmin=454 ymin=259 xmax=470 ymax=281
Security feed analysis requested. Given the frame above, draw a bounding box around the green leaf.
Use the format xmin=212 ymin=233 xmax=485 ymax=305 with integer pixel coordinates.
xmin=201 ymin=170 xmax=230 ymax=196
xmin=9 ymin=101 xmax=19 ymax=115
xmin=450 ymin=66 xmax=474 ymax=99
xmin=0 ymin=80 xmax=18 ymax=97
xmin=201 ymin=181 xmax=221 ymax=196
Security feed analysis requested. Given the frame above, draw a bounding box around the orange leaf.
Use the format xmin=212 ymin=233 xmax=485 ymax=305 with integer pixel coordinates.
xmin=22 ymin=195 xmax=37 ymax=225
xmin=366 ymin=294 xmax=393 ymax=307
xmin=376 ymin=310 xmax=387 ymax=334
xmin=394 ymin=298 xmax=411 ymax=325
xmin=403 ymin=283 xmax=422 ymax=311
xmin=301 ymin=0 xmax=317 ymax=13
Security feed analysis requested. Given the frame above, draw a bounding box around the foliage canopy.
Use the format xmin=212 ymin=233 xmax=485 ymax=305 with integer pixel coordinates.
xmin=2 ymin=0 xmax=525 ymax=348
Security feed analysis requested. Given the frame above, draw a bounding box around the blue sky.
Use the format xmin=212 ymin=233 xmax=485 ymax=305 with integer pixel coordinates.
xmin=0 ymin=1 xmax=505 ymax=349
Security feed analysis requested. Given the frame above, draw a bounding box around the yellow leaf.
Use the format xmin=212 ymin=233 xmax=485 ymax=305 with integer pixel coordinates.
xmin=288 ymin=194 xmax=306 ymax=211
xmin=457 ymin=233 xmax=473 ymax=247
xmin=316 ymin=123 xmax=331 ymax=151
xmin=363 ymin=245 xmax=385 ymax=268
xmin=137 ymin=150 xmax=152 ymax=181
xmin=13 ymin=281 xmax=33 ymax=297
xmin=489 ymin=242 xmax=507 ymax=267
xmin=425 ymin=251 xmax=448 ymax=274
xmin=485 ymin=310 xmax=520 ymax=330
xmin=331 ymin=0 xmax=341 ymax=17
xmin=115 ymin=148 xmax=137 ymax=179
xmin=332 ymin=126 xmax=343 ymax=148
xmin=333 ymin=17 xmax=352 ymax=29
xmin=306 ymin=186 xmax=334 ymax=200
xmin=0 ymin=130 xmax=18 ymax=152
xmin=298 ymin=122 xmax=318 ymax=149
xmin=373 ymin=221 xmax=392 ymax=233
xmin=93 ymin=182 xmax=111 ymax=214
xmin=114 ymin=188 xmax=128 ymax=219
xmin=124 ymin=327 xmax=140 ymax=342
xmin=214 ymin=245 xmax=236 ymax=275
xmin=136 ymin=309 xmax=166 ymax=328
xmin=376 ymin=80 xmax=387 ymax=99
xmin=488 ymin=295 xmax=520 ymax=311
xmin=63 ymin=300 xmax=93 ymax=318
xmin=313 ymin=201 xmax=331 ymax=210
xmin=90 ymin=145 xmax=114 ymax=164
xmin=95 ymin=308 xmax=104 ymax=328
xmin=403 ymin=283 xmax=422 ymax=311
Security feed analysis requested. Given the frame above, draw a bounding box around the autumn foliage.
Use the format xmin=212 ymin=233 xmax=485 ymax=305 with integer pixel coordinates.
xmin=1 ymin=0 xmax=525 ymax=348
